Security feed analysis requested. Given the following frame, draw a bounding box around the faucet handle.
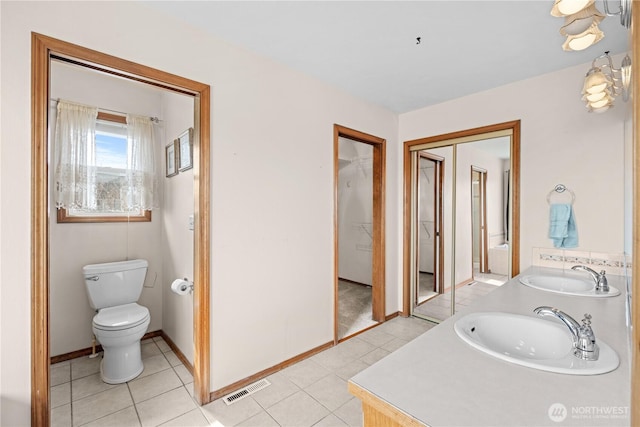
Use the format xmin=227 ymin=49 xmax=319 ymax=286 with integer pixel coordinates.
xmin=574 ymin=313 xmax=599 ymax=361
xmin=596 ymin=270 xmax=609 ymax=293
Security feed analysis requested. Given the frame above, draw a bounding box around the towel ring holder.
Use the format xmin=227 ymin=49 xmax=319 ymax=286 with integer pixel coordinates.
xmin=547 ymin=184 xmax=575 ymax=205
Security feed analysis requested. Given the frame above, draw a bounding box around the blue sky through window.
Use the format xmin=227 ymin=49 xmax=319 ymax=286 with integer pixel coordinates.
xmin=95 ymin=132 xmax=127 ymax=169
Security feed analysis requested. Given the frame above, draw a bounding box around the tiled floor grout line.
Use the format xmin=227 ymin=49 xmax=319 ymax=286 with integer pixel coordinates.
xmin=126 ymin=381 xmax=144 ymax=427
xmin=54 ymin=319 xmax=438 ymax=427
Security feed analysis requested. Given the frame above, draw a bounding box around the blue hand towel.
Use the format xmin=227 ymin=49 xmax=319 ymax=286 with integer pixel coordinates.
xmin=549 ymin=203 xmax=578 ymax=248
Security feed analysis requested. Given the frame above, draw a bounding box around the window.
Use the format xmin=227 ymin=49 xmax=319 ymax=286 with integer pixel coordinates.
xmin=56 ymin=110 xmax=153 ymax=223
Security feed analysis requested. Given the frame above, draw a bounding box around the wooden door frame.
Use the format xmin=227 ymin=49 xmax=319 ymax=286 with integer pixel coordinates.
xmin=631 ymin=4 xmax=640 ymax=425
xmin=416 ymin=152 xmax=444 ymax=300
xmin=31 ymin=33 xmax=211 ymax=425
xmin=402 ymin=120 xmax=520 ymax=316
xmin=471 ymin=166 xmax=489 ymax=274
xmin=334 ymin=124 xmax=386 ymax=343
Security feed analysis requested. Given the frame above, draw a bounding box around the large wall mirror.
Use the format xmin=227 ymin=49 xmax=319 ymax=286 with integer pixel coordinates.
xmin=403 ymin=121 xmax=520 ymax=322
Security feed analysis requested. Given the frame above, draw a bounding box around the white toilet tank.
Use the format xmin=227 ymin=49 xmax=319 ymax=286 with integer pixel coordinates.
xmin=83 ymin=259 xmax=148 ymax=310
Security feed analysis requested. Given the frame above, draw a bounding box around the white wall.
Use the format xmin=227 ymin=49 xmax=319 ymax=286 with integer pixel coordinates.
xmin=400 ymin=56 xmax=627 ymax=273
xmin=0 ymin=2 xmax=399 ymax=422
xmin=48 ymin=61 xmax=166 ymax=357
xmin=161 ymin=91 xmax=195 ymax=363
xmin=337 ymin=138 xmax=373 ymax=285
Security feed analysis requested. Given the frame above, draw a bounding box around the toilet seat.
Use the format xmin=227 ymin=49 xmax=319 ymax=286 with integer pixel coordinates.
xmin=93 ymin=303 xmax=150 ymax=331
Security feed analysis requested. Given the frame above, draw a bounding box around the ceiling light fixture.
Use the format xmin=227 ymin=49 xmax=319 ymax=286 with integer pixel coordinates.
xmin=581 ymin=51 xmax=632 ymax=113
xmin=551 ymin=0 xmax=594 ymax=17
xmin=562 ymin=22 xmax=605 ymax=51
xmin=559 ymin=4 xmax=604 ymax=35
xmin=551 ymin=0 xmax=607 ymax=51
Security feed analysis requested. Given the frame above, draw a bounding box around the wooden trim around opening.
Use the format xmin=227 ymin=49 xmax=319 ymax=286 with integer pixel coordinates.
xmin=31 ymin=32 xmax=211 ymax=425
xmin=334 ymin=124 xmax=386 ymax=343
xmin=97 ymin=111 xmax=127 ymax=124
xmin=402 ymin=120 xmax=521 ymax=316
xmin=631 ymin=4 xmax=639 ymax=425
xmin=57 ymin=208 xmax=152 ymax=223
xmin=417 ymin=152 xmax=444 ymax=297
xmin=31 ymin=34 xmax=50 ymax=427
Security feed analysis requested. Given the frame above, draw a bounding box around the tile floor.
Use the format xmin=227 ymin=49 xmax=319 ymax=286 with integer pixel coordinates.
xmin=413 ymin=271 xmax=507 ymax=321
xmin=417 ymin=272 xmax=437 ymax=304
xmin=337 ymin=280 xmax=377 ymax=339
xmin=51 ymin=317 xmax=435 ymax=427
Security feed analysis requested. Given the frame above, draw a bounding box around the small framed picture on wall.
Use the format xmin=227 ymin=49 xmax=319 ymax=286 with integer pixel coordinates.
xmin=178 ymin=127 xmax=194 ymax=172
xmin=165 ymin=140 xmax=178 ymax=177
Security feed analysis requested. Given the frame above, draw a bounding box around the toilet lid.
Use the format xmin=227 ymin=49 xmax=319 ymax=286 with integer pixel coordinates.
xmin=93 ymin=303 xmax=149 ymax=331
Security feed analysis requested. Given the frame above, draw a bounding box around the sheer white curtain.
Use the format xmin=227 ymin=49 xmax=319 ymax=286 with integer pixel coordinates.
xmin=54 ymin=100 xmax=98 ymax=209
xmin=126 ymin=114 xmax=158 ymax=211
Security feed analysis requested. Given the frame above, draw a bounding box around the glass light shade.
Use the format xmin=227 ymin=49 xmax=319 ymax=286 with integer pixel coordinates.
xmin=562 ymin=23 xmax=604 ymax=51
xmin=569 ymin=33 xmax=597 ymax=50
xmin=560 ymin=5 xmax=604 ymax=35
xmin=584 ymin=91 xmax=607 ymax=102
xmin=551 ymin=0 xmax=594 ymax=17
xmin=583 ymin=69 xmax=611 ymax=94
xmin=589 ymin=96 xmax=613 ymax=109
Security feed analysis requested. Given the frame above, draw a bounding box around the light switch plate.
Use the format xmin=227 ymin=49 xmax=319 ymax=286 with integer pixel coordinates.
xmin=188 ymin=214 xmax=194 ymax=231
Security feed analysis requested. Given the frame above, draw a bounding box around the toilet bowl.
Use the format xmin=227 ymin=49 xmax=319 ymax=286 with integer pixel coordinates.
xmin=92 ymin=303 xmax=150 ymax=384
xmin=83 ymin=259 xmax=150 ymax=384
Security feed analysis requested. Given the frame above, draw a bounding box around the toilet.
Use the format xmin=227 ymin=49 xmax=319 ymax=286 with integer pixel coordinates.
xmin=83 ymin=259 xmax=151 ymax=384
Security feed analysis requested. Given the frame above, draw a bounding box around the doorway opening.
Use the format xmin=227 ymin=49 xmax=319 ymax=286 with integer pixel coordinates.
xmin=415 ymin=153 xmax=444 ymax=308
xmin=334 ymin=125 xmax=386 ymax=342
xmin=472 ymin=167 xmax=488 ymax=277
xmin=31 ymin=33 xmax=211 ymax=425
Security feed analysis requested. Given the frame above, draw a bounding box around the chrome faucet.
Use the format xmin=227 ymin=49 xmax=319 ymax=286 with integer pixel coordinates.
xmin=533 ymin=306 xmax=599 ymax=361
xmin=571 ymin=265 xmax=609 ymax=293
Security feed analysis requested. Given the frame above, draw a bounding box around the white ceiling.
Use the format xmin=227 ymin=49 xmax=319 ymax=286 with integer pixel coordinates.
xmin=144 ymin=1 xmax=630 ymax=113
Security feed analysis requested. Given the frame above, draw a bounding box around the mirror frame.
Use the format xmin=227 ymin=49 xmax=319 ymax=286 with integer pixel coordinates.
xmin=402 ymin=120 xmax=521 ymax=316
xmin=632 ymin=3 xmax=640 ymax=423
xmin=31 ymin=33 xmax=211 ymax=424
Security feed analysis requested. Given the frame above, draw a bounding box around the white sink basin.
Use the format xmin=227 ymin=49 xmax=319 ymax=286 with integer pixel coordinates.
xmin=519 ymin=274 xmax=620 ymax=297
xmin=454 ymin=312 xmax=619 ymax=375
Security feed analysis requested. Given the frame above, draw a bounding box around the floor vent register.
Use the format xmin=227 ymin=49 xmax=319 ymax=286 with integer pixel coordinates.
xmin=222 ymin=378 xmax=271 ymax=405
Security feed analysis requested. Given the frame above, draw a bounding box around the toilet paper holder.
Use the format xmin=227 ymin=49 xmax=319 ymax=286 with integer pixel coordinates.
xmin=171 ymin=278 xmax=194 ymax=295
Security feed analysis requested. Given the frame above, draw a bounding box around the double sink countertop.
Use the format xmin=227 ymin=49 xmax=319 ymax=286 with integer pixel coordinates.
xmin=349 ymin=267 xmax=631 ymax=427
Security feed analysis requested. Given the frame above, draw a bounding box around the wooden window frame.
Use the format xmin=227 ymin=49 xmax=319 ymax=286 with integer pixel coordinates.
xmin=55 ymin=111 xmax=152 ymax=223
xmin=57 ymin=208 xmax=151 ymax=223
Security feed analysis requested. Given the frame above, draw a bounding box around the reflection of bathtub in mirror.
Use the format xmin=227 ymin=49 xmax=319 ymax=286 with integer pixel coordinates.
xmin=489 ymin=243 xmax=509 ymax=275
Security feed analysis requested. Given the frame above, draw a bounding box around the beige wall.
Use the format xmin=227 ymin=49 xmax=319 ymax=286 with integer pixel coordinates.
xmin=399 ymin=56 xmax=628 ymax=272
xmin=0 ymin=2 xmax=399 ymax=423
xmin=160 ymin=91 xmax=195 ymax=363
